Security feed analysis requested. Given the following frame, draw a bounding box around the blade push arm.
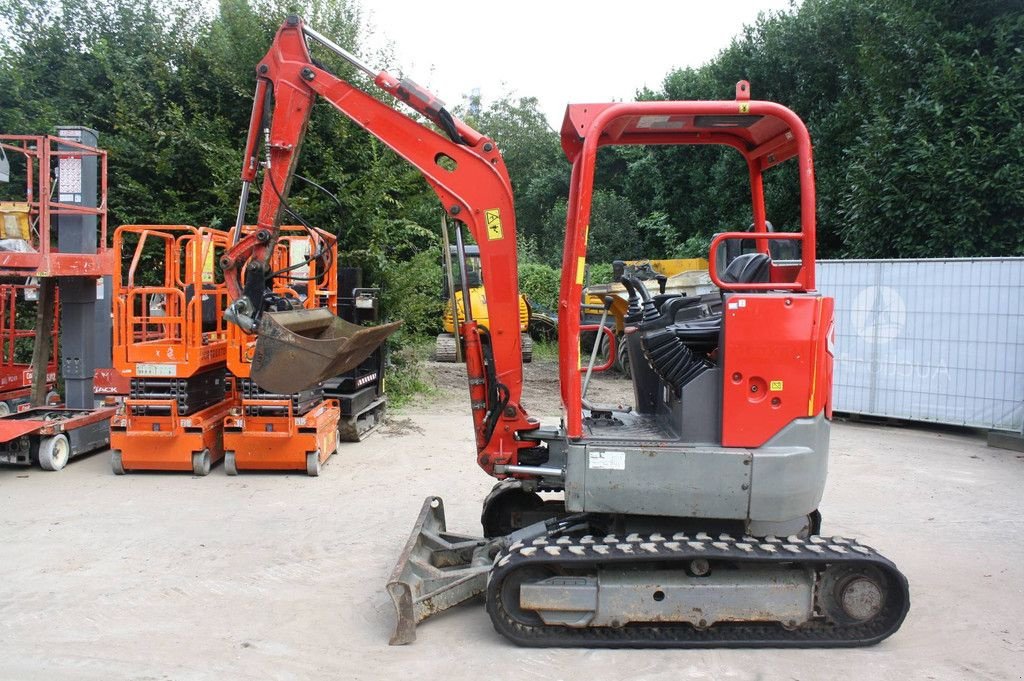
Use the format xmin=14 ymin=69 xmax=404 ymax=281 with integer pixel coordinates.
xmin=220 ymin=16 xmax=538 ymax=472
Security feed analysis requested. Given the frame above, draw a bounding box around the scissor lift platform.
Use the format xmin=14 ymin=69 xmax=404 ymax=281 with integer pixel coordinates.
xmin=110 ymin=395 xmax=233 ymax=476
xmin=224 ymin=396 xmax=339 ymax=476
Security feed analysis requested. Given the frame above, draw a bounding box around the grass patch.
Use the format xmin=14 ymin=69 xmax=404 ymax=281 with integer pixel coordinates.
xmin=531 ymin=339 xmax=559 ymax=361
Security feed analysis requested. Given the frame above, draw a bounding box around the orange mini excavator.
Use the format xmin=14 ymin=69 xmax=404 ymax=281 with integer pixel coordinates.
xmin=221 ymin=17 xmax=910 ymax=648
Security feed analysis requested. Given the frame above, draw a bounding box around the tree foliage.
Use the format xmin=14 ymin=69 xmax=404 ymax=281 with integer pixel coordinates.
xmin=641 ymin=0 xmax=1024 ymax=259
xmin=0 ymin=0 xmax=441 ymax=325
xmin=1 ymin=0 xmax=1017 ymax=348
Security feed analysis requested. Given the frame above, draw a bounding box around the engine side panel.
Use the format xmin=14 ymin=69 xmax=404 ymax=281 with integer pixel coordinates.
xmin=721 ymin=293 xmax=832 ymax=447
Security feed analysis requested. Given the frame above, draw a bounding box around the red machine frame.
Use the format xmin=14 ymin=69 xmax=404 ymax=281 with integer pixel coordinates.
xmin=556 ymin=81 xmax=821 ymax=440
xmin=113 ymin=225 xmax=229 ymax=378
xmin=0 ymin=135 xmax=112 ymax=276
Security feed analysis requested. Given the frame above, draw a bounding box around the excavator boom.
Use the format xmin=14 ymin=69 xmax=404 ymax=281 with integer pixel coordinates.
xmin=220 ymin=16 xmax=537 ymax=462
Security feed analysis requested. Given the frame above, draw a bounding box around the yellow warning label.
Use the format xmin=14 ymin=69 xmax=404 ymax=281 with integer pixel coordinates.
xmin=485 ymin=208 xmax=503 ymax=240
xmin=576 ymin=256 xmax=586 ymax=285
xmin=583 ymin=224 xmax=590 ymax=246
xmin=739 ymin=102 xmax=750 ymax=114
xmin=770 ymin=380 xmax=784 ymax=392
xmin=201 ymin=241 xmax=216 ymax=283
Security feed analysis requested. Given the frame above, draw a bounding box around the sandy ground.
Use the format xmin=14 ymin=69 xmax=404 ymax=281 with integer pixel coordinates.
xmin=1 ymin=359 xmax=1022 ymax=680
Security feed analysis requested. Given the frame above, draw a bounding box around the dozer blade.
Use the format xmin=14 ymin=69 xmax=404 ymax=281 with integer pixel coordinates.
xmin=250 ymin=308 xmax=401 ymax=394
xmin=387 ymin=496 xmax=493 ymax=645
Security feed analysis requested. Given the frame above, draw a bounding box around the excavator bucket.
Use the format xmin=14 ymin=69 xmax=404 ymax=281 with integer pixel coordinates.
xmin=250 ymin=308 xmax=401 ymax=394
xmin=387 ymin=496 xmax=493 ymax=645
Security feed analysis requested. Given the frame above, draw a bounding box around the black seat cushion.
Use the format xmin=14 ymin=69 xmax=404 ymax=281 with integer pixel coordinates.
xmin=721 ymin=252 xmax=771 ymax=286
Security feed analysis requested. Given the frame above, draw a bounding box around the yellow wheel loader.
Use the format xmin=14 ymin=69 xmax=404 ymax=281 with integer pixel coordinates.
xmin=435 ymin=244 xmax=532 ymax=363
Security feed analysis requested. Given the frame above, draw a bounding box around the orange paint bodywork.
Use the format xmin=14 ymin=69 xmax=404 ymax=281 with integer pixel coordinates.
xmin=113 ymin=225 xmax=230 ymax=379
xmin=223 ymin=398 xmax=339 ymax=471
xmin=111 ymin=397 xmax=232 ymax=471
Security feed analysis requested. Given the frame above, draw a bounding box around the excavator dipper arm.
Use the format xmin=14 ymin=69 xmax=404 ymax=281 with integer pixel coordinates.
xmin=220 ymin=16 xmax=537 ymax=465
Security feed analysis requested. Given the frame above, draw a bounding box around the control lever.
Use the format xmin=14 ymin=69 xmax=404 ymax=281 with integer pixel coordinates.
xmin=619 ymin=276 xmax=642 ymax=323
xmin=656 ymin=274 xmax=668 ymax=294
xmin=582 ymin=296 xmax=615 ymax=400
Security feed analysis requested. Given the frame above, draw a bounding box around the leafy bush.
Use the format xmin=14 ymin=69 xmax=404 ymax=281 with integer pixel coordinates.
xmin=380 ymin=249 xmax=443 ymax=338
xmin=586 ymin=262 xmax=614 ymax=285
xmin=518 ymin=262 xmax=560 ymax=311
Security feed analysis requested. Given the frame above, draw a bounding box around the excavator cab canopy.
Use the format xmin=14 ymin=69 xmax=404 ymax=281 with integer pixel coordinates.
xmin=555 ymin=81 xmax=819 ymax=437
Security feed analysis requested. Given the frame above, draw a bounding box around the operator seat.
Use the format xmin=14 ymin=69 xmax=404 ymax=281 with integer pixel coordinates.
xmin=637 ymin=252 xmax=773 ymax=392
xmin=719 ymin=252 xmax=771 ymax=289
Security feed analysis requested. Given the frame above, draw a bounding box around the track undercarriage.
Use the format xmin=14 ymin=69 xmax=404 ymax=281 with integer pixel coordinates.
xmin=388 ymin=492 xmax=909 ymax=648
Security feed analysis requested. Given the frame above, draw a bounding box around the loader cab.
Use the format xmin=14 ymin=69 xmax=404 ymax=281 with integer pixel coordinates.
xmin=441 ymin=245 xmax=483 ymax=297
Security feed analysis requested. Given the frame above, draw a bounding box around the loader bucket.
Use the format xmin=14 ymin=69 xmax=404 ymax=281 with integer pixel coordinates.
xmin=387 ymin=496 xmax=493 ymax=645
xmin=250 ymin=308 xmax=402 ymax=394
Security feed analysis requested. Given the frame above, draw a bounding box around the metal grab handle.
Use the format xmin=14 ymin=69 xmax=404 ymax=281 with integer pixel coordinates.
xmin=707 ymin=231 xmax=806 ymax=291
xmin=582 ymin=296 xmax=616 ymax=397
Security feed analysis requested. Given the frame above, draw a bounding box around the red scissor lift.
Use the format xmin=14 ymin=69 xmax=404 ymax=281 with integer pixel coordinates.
xmin=0 ymin=283 xmax=60 ymax=414
xmin=222 ymin=226 xmax=340 ymax=476
xmin=0 ymin=133 xmax=115 ymax=471
xmin=110 ymin=225 xmax=233 ymax=475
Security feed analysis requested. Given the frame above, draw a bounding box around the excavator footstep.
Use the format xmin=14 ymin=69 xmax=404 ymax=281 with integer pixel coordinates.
xmin=250 ymin=308 xmax=401 ymax=394
xmin=386 ymin=496 xmax=493 ymax=645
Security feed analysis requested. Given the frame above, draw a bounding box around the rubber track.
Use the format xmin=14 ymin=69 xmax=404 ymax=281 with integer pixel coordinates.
xmin=487 ymin=530 xmax=910 ymax=648
xmin=338 ymin=402 xmax=385 ymax=442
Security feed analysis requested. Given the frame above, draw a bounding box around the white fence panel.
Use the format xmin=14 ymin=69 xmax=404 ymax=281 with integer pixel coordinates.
xmin=817 ymin=258 xmax=1024 ymax=431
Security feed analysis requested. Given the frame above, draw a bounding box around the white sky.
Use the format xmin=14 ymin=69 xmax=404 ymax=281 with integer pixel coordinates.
xmin=361 ymin=0 xmax=799 ymax=126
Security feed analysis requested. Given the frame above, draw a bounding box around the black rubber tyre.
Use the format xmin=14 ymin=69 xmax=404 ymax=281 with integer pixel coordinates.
xmin=521 ymin=333 xmax=534 ymax=364
xmin=434 ymin=333 xmax=458 ymax=362
xmin=482 ymin=483 xmax=546 ymax=538
xmin=616 ymin=336 xmax=632 ymax=379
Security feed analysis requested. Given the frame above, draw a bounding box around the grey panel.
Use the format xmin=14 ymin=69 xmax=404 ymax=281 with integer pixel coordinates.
xmin=55 ymin=126 xmax=102 ymax=410
xmin=521 ymin=568 xmax=814 ymax=628
xmin=569 ymin=444 xmax=752 ymax=518
xmin=818 ymin=258 xmax=1024 ymax=431
xmin=748 ymin=414 xmax=830 ymax=522
xmin=570 ymin=414 xmax=829 ymax=523
xmin=670 ymin=367 xmax=722 ymax=444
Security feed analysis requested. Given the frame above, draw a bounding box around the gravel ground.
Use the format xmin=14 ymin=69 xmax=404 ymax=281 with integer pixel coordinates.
xmin=1 ymin=358 xmax=1022 ymax=680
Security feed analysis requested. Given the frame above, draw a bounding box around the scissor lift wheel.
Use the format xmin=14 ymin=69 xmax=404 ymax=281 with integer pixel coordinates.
xmin=224 ymin=450 xmax=238 ymax=476
xmin=38 ymin=433 xmax=70 ymax=471
xmin=192 ymin=448 xmax=212 ymax=476
xmin=111 ymin=450 xmax=125 ymax=475
xmin=306 ymin=450 xmax=321 ymax=477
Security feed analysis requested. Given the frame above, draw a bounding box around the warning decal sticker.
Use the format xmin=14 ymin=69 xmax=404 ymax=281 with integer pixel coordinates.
xmin=485 ymin=209 xmax=503 ymax=240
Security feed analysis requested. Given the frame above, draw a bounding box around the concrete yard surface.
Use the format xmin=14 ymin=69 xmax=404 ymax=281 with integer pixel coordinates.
xmin=1 ymin=367 xmax=1022 ymax=680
